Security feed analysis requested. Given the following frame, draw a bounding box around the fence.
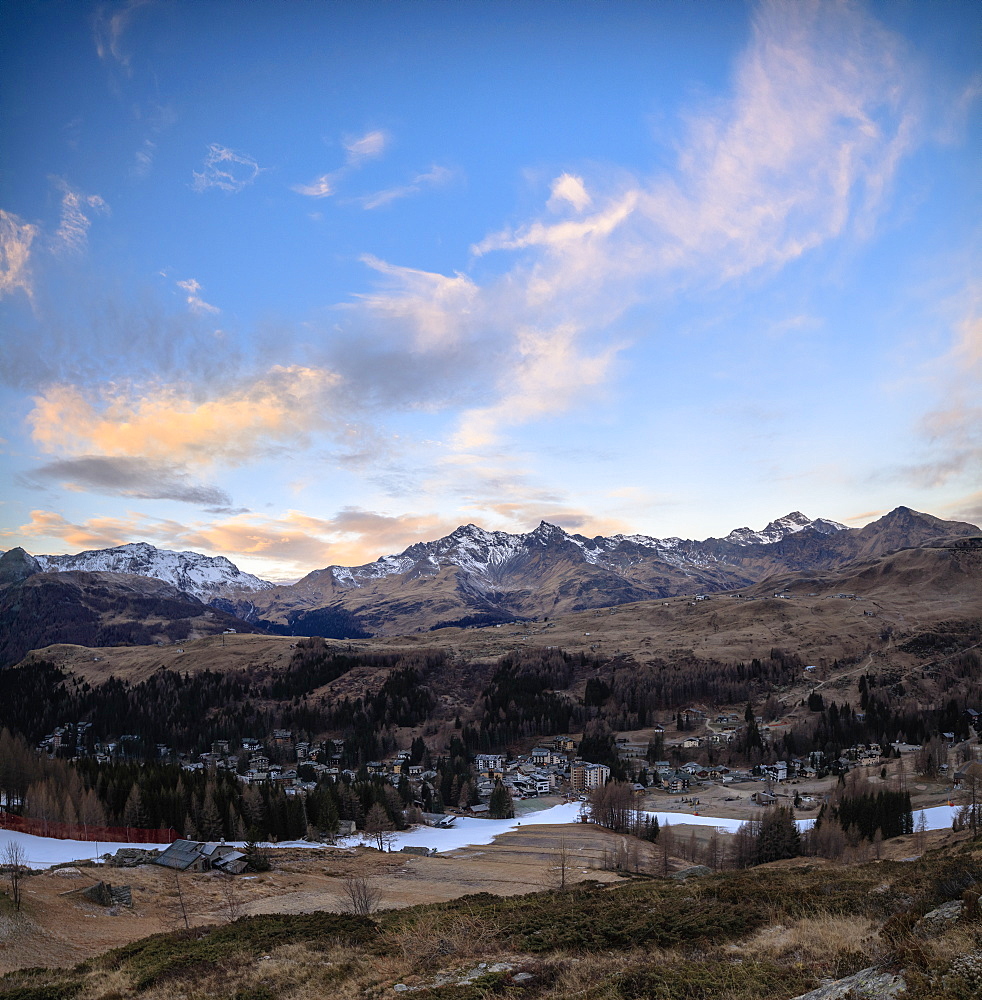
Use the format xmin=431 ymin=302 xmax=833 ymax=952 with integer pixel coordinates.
xmin=0 ymin=811 xmax=178 ymax=844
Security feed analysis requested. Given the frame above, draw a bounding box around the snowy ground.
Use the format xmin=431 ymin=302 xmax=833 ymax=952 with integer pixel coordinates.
xmin=0 ymin=803 xmax=963 ymax=869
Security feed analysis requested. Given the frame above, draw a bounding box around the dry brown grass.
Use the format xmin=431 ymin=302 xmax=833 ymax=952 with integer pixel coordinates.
xmin=731 ymin=912 xmax=879 ymax=978
xmin=387 ymin=906 xmax=502 ymax=971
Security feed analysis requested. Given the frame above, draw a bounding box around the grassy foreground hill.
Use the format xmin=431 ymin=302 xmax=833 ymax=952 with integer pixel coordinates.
xmin=3 ymin=836 xmax=981 ymax=1000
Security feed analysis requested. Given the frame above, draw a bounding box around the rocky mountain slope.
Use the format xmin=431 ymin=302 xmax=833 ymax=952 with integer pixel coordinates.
xmin=0 ymin=551 xmax=267 ymax=667
xmin=219 ymin=506 xmax=978 ymax=637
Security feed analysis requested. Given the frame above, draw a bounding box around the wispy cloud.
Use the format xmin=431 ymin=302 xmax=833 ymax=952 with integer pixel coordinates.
xmin=176 ymin=278 xmax=220 ymax=316
xmin=192 ymin=143 xmax=263 ymax=194
xmin=453 ymin=324 xmax=619 ymax=449
xmin=360 ymin=165 xmax=453 ymax=209
xmin=0 ymin=210 xmax=38 ymax=302
xmin=356 ymin=1 xmax=921 ymax=451
xmin=92 ymin=0 xmax=153 ymax=73
xmin=134 ymin=139 xmax=156 ymax=176
xmin=51 ymin=180 xmax=108 ymax=255
xmin=292 ymin=129 xmax=391 ymax=199
xmin=354 ymin=255 xmax=479 ymax=351
xmin=132 ymin=103 xmax=177 ymax=178
xmin=891 ymin=282 xmax=982 ymax=493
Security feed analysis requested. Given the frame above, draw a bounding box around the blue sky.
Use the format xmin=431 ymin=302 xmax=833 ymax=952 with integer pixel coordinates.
xmin=1 ymin=0 xmax=979 ymax=580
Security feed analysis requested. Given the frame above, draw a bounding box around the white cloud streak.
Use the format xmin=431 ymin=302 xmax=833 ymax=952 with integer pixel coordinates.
xmin=176 ymin=278 xmax=220 ymax=316
xmin=360 ymin=165 xmax=453 ymax=209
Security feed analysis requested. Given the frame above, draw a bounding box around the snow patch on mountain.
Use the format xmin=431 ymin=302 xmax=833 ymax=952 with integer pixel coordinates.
xmin=32 ymin=542 xmax=273 ymax=602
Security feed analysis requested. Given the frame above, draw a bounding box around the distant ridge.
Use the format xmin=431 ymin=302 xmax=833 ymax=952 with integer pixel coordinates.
xmin=5 ymin=506 xmax=977 ymax=640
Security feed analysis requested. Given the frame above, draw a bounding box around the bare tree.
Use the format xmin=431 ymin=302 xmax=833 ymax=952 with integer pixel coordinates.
xmin=157 ymin=873 xmax=195 ymax=935
xmin=216 ymin=871 xmax=243 ymax=923
xmin=549 ymin=837 xmax=571 ymax=891
xmin=338 ymin=875 xmax=382 ymax=915
xmin=657 ymin=824 xmax=675 ymax=877
xmin=2 ymin=842 xmax=26 ymax=912
xmin=364 ymin=803 xmax=396 ymax=851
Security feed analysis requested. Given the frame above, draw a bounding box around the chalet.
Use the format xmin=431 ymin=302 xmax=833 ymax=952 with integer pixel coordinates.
xmin=155 ymin=840 xmax=246 ymax=874
xmin=210 ymin=849 xmax=248 ymax=874
xmin=156 ymin=840 xmax=210 ymax=872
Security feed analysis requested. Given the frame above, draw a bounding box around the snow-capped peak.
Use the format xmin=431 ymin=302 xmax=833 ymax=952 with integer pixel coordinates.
xmin=723 ymin=512 xmax=847 ymax=546
xmin=31 ymin=542 xmax=273 ymax=602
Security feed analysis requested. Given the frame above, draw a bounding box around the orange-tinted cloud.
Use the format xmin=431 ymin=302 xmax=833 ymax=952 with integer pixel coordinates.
xmin=4 ymin=507 xmax=464 ymax=578
xmin=27 ymin=365 xmax=339 ymax=465
xmin=7 ymin=510 xmax=133 ymax=550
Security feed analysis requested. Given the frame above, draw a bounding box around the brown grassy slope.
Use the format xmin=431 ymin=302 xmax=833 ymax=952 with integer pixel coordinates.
xmin=4 ymin=832 xmax=982 ymax=1000
xmin=14 ymin=544 xmax=979 ymax=697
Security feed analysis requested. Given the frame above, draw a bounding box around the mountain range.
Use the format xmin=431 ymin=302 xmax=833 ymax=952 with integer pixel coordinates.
xmin=1 ymin=506 xmax=977 ymax=653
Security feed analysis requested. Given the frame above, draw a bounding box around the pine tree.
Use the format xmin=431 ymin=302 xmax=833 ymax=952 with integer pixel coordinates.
xmin=489 ymin=781 xmax=514 ymax=819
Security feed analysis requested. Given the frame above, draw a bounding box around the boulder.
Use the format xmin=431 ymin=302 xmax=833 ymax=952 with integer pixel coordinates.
xmin=790 ymin=966 xmax=906 ymax=1000
xmin=916 ymin=899 xmax=963 ymax=936
xmin=669 ymin=864 xmax=713 ymax=880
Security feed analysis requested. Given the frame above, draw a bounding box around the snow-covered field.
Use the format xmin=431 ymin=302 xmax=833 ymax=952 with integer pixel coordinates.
xmin=0 ymin=802 xmax=963 ymax=869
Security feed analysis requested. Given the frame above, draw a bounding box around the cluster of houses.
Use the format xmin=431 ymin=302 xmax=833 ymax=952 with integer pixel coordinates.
xmin=38 ymin=704 xmax=982 ymax=825
xmin=471 ymin=737 xmax=612 ymax=805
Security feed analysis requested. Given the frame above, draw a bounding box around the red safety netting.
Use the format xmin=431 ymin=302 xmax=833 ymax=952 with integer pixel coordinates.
xmin=0 ymin=811 xmax=178 ymax=844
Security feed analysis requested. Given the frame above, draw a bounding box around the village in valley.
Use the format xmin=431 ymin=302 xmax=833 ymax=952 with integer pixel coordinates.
xmin=36 ymin=697 xmax=982 ymax=840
